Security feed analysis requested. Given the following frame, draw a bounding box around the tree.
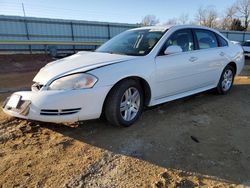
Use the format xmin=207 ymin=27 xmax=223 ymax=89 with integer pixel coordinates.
xmin=230 ymin=18 xmax=244 ymax=30
xmin=163 ymin=18 xmax=178 ymax=25
xmin=163 ymin=14 xmax=189 ymax=26
xmin=141 ymin=15 xmax=159 ymax=26
xmin=179 ymin=13 xmax=189 ymax=24
xmin=221 ymin=5 xmax=237 ymax=30
xmin=195 ymin=6 xmax=219 ymax=28
xmin=236 ymin=0 xmax=250 ymax=30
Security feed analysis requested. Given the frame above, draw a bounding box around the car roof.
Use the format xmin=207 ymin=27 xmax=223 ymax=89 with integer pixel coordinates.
xmin=129 ymin=25 xmax=226 ymax=40
xmin=130 ymin=25 xmax=215 ymax=31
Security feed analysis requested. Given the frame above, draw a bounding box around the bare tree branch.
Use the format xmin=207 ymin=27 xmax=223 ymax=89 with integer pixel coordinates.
xmin=179 ymin=13 xmax=189 ymax=24
xmin=163 ymin=18 xmax=178 ymax=25
xmin=141 ymin=15 xmax=159 ymax=26
xmin=236 ymin=0 xmax=250 ymax=30
xmin=195 ymin=6 xmax=219 ymax=28
xmin=221 ymin=5 xmax=237 ymax=30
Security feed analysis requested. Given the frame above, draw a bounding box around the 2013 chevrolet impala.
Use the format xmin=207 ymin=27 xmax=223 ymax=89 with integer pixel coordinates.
xmin=2 ymin=25 xmax=245 ymax=127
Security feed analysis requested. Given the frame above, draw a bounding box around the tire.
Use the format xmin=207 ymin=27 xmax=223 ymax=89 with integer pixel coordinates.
xmin=104 ymin=79 xmax=144 ymax=127
xmin=216 ymin=64 xmax=235 ymax=95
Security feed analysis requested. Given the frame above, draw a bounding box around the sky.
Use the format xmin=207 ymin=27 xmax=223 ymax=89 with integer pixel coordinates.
xmin=0 ymin=0 xmax=237 ymax=24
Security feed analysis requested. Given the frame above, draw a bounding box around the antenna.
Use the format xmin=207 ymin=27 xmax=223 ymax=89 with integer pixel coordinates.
xmin=22 ymin=3 xmax=26 ymax=17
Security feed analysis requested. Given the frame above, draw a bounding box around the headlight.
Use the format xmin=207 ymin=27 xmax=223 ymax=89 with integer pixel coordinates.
xmin=48 ymin=73 xmax=98 ymax=90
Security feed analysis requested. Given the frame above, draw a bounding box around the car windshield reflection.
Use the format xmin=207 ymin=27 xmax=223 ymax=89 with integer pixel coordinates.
xmin=96 ymin=29 xmax=167 ymax=56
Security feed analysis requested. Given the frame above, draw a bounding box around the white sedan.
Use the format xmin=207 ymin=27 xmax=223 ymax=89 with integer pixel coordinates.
xmin=2 ymin=25 xmax=245 ymax=127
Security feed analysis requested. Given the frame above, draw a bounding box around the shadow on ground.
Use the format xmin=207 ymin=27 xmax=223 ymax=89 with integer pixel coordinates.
xmin=40 ymin=84 xmax=250 ymax=185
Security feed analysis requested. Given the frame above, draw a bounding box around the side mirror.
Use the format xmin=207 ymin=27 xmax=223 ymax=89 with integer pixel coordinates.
xmin=164 ymin=45 xmax=183 ymax=55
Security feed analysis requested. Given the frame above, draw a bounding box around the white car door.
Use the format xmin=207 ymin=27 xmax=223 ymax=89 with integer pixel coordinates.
xmin=153 ymin=29 xmax=223 ymax=100
xmin=191 ymin=29 xmax=226 ymax=86
xmin=153 ymin=29 xmax=203 ymax=100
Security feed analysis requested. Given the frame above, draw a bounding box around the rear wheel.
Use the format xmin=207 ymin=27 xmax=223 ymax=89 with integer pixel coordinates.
xmin=104 ymin=79 xmax=144 ymax=127
xmin=216 ymin=65 xmax=235 ymax=94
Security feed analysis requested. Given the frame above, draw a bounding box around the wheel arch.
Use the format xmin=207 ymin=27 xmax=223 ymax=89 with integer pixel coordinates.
xmin=227 ymin=61 xmax=237 ymax=74
xmin=102 ymin=76 xmax=152 ymax=111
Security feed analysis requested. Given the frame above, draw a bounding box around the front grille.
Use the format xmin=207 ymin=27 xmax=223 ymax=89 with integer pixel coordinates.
xmin=40 ymin=108 xmax=81 ymax=116
xmin=31 ymin=83 xmax=43 ymax=91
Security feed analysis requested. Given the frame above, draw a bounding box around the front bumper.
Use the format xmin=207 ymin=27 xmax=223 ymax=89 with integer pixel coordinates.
xmin=2 ymin=86 xmax=111 ymax=123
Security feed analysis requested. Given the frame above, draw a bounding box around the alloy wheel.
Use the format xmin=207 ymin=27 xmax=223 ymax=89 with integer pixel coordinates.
xmin=120 ymin=87 xmax=140 ymax=121
xmin=222 ymin=69 xmax=233 ymax=92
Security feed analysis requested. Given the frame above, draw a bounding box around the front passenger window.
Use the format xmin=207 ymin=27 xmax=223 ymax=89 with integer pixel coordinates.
xmin=160 ymin=29 xmax=194 ymax=55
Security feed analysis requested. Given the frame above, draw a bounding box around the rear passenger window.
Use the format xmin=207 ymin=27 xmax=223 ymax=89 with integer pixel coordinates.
xmin=217 ymin=34 xmax=228 ymax=47
xmin=195 ymin=30 xmax=218 ymax=49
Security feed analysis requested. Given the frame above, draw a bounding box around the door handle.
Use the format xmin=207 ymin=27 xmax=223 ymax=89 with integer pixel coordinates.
xmin=189 ymin=57 xmax=198 ymax=62
xmin=220 ymin=52 xmax=225 ymax=56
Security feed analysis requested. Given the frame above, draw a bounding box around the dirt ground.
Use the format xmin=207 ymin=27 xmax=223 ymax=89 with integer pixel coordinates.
xmin=0 ymin=54 xmax=250 ymax=188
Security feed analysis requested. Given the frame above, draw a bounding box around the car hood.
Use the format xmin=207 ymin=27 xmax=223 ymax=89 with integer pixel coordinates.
xmin=33 ymin=51 xmax=136 ymax=84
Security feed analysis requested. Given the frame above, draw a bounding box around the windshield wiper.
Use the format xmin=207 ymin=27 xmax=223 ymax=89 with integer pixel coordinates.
xmin=97 ymin=50 xmax=142 ymax=56
xmin=102 ymin=51 xmax=129 ymax=56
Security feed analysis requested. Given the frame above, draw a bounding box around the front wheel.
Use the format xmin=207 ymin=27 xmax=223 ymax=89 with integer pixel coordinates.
xmin=216 ymin=65 xmax=235 ymax=94
xmin=104 ymin=79 xmax=144 ymax=127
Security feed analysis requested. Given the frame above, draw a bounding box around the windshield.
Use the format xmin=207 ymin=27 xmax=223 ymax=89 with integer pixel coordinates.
xmin=96 ymin=29 xmax=166 ymax=56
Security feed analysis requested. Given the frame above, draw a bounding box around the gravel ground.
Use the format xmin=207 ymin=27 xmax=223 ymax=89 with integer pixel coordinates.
xmin=0 ymin=55 xmax=250 ymax=188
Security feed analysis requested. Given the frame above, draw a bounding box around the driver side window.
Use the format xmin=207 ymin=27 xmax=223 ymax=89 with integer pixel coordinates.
xmin=160 ymin=29 xmax=194 ymax=55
